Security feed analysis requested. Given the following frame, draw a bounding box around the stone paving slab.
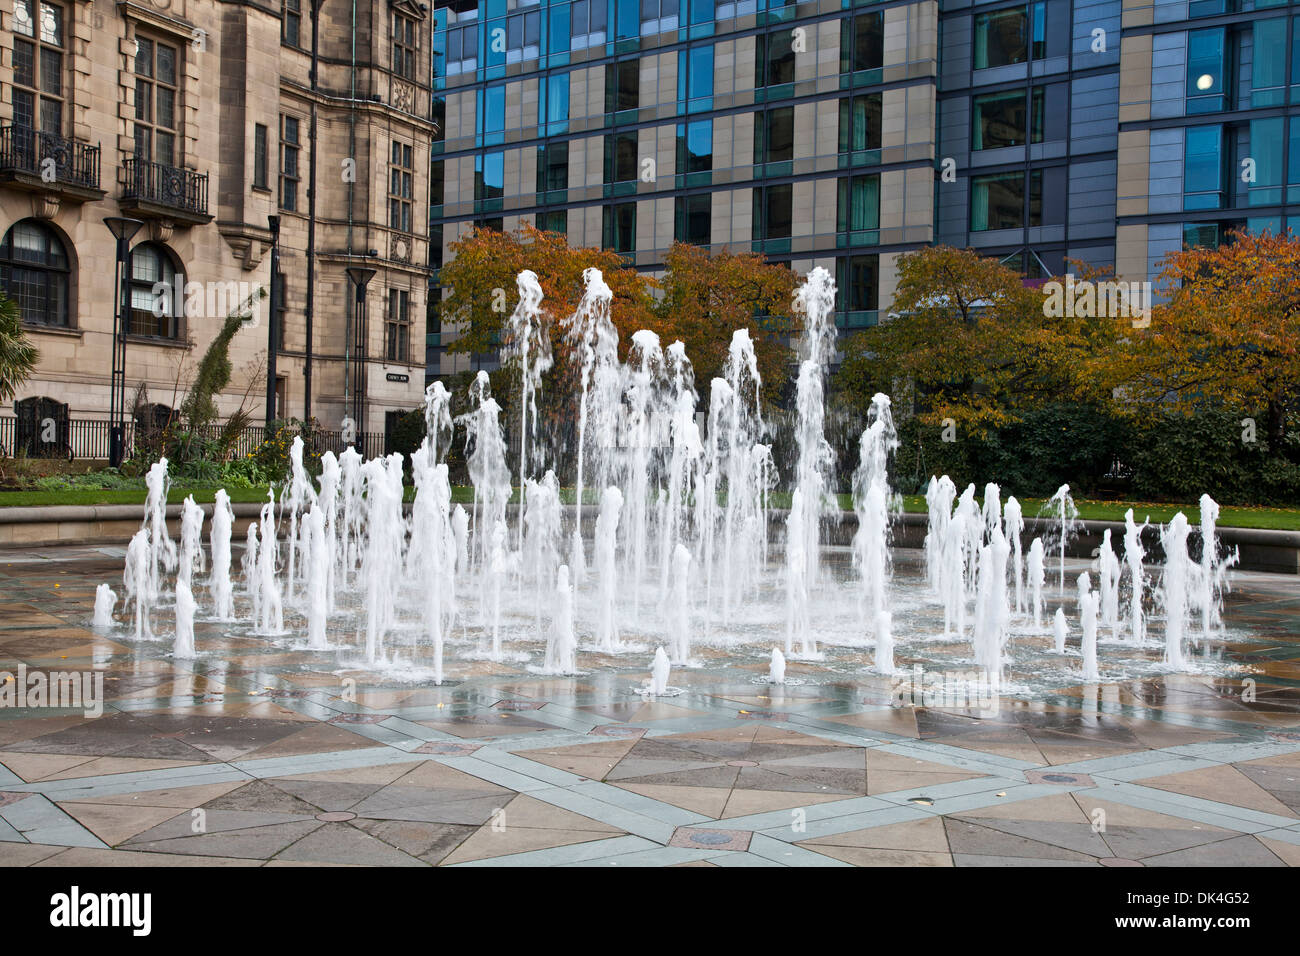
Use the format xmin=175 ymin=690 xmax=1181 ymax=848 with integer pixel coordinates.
xmin=0 ymin=549 xmax=1298 ymax=866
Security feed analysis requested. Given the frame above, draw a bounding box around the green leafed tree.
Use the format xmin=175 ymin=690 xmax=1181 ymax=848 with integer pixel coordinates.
xmin=0 ymin=290 xmax=38 ymax=404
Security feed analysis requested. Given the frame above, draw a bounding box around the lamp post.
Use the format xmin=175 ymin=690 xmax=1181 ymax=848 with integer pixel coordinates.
xmin=265 ymin=215 xmax=281 ymax=429
xmin=344 ymin=266 xmax=376 ymax=448
xmin=103 ymin=216 xmax=144 ymax=468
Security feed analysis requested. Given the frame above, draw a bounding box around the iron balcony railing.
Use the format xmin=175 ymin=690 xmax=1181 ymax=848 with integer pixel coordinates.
xmin=120 ymin=156 xmax=209 ymax=216
xmin=0 ymin=124 xmax=101 ymax=190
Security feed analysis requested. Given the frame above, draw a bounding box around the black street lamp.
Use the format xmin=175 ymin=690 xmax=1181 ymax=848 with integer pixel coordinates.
xmin=265 ymin=215 xmax=281 ymax=429
xmin=345 ymin=266 xmax=376 ymax=444
xmin=103 ymin=216 xmax=145 ymax=468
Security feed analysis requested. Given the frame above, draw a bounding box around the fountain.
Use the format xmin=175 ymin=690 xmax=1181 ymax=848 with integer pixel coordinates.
xmin=177 ymin=495 xmax=205 ymax=593
xmin=1053 ymin=607 xmax=1068 ymax=654
xmin=789 ymin=266 xmax=837 ymax=592
xmin=1196 ymin=494 xmax=1239 ymax=641
xmin=648 ymin=646 xmax=671 ymax=696
xmin=622 ymin=330 xmax=667 ymax=620
xmin=283 ymin=436 xmax=317 ymax=601
xmin=106 ymin=264 xmax=1253 ymax=709
xmin=142 ymin=458 xmax=177 ymax=597
xmin=544 ymin=565 xmax=577 ymax=675
xmin=93 ymin=583 xmax=116 ymax=628
xmin=1077 ymin=572 xmax=1099 ymax=681
xmin=504 ymin=270 xmax=553 ymax=559
xmin=924 ymin=475 xmax=957 ymax=595
xmin=594 ymin=486 xmax=623 ymax=651
xmin=982 ymin=482 xmax=1001 ymax=542
xmin=784 ymin=488 xmax=813 ymax=656
xmin=1004 ymin=496 xmax=1025 ymax=614
xmin=972 ymin=529 xmax=1010 ymax=687
xmin=1123 ymin=508 xmax=1147 ymax=643
xmin=486 ymin=519 xmax=510 ymax=660
xmin=123 ymin=529 xmax=154 ymax=640
xmin=462 ymin=374 xmax=512 ymax=575
xmin=659 ymin=342 xmax=702 ymax=595
xmin=317 ymin=451 xmax=341 ymax=611
xmin=209 ymin=490 xmax=235 ymax=620
xmin=564 ymin=268 xmax=618 ymax=582
xmin=243 ymin=522 xmax=261 ymax=626
xmin=524 ymin=472 xmax=563 ymax=635
xmin=874 ymin=610 xmax=895 ymax=675
xmin=1158 ymin=512 xmax=1192 ymax=670
xmin=1043 ymin=484 xmax=1080 ymax=593
xmin=702 ymin=329 xmax=770 ymax=624
xmin=1097 ymin=529 xmax=1120 ymax=641
xmin=173 ymin=580 xmax=196 ymax=659
xmin=360 ymin=454 xmax=404 ymax=661
xmin=1027 ymin=537 xmax=1046 ymax=628
xmin=851 ymin=393 xmax=898 ymax=629
xmin=424 ymin=380 xmax=454 ymax=463
xmin=304 ymin=506 xmax=329 ymax=650
xmin=255 ymin=492 xmax=284 ymax=636
xmin=769 ymin=647 xmax=786 ymax=685
xmin=667 ymin=543 xmax=692 ymax=665
xmin=338 ymin=445 xmax=364 ymax=588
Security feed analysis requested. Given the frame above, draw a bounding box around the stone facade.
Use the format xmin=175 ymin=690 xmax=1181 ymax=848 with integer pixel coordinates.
xmin=1 ymin=0 xmax=434 ymax=437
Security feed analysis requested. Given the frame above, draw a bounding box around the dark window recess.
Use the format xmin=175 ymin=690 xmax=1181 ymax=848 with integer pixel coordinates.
xmin=674 ymin=193 xmax=710 ymax=245
xmin=605 ymin=131 xmax=639 ymax=183
xmin=840 ymin=12 xmax=883 ymax=74
xmin=606 ymin=59 xmax=639 ymax=114
xmin=0 ymin=218 xmax=70 ymax=328
xmin=755 ymin=107 xmax=794 ymax=164
xmin=253 ymin=123 xmax=268 ymax=189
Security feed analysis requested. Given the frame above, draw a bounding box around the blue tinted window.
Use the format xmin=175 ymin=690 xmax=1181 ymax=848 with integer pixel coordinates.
xmin=690 ymin=0 xmax=713 ymax=25
xmin=1187 ymin=28 xmax=1225 ymax=112
xmin=1184 ymin=125 xmax=1223 ymax=209
xmin=1289 ymin=117 xmax=1300 ymax=185
xmin=542 ymin=73 xmax=570 ymax=134
xmin=480 ymin=84 xmax=506 ymax=145
xmin=1248 ymin=117 xmax=1283 ymax=205
xmin=476 ymin=151 xmax=504 ymax=201
xmin=617 ymin=0 xmax=639 ymax=38
xmin=678 ymin=44 xmax=713 ymax=112
xmin=550 ymin=3 xmax=571 ymax=53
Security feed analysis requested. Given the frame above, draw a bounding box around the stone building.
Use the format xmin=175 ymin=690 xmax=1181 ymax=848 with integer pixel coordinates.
xmin=0 ymin=0 xmax=435 ymax=446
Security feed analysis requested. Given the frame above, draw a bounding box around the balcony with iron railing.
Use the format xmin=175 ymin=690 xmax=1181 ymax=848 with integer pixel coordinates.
xmin=119 ymin=156 xmax=212 ymax=224
xmin=0 ymin=125 xmax=104 ymax=201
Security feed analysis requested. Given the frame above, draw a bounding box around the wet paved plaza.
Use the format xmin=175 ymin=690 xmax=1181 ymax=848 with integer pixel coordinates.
xmin=2 ymin=545 xmax=1299 ymax=868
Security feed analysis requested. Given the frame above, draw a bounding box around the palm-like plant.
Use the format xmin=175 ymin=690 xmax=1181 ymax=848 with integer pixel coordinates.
xmin=0 ymin=291 xmax=39 ymax=403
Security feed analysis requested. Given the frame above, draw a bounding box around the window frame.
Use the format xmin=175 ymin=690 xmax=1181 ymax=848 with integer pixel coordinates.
xmin=0 ymin=219 xmax=71 ymax=329
xmin=392 ymin=11 xmax=418 ymax=80
xmin=10 ymin=0 xmax=67 ymax=135
xmin=385 ymin=288 xmax=411 ymax=363
xmin=389 ymin=139 xmax=415 ymax=234
xmin=279 ymin=114 xmax=301 ymax=212
xmin=133 ymin=33 xmax=181 ymax=168
xmin=126 ymin=241 xmax=184 ymax=341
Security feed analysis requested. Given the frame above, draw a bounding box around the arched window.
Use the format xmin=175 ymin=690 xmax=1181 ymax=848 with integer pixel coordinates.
xmin=0 ymin=219 xmax=70 ymax=327
xmin=127 ymin=242 xmax=183 ymax=339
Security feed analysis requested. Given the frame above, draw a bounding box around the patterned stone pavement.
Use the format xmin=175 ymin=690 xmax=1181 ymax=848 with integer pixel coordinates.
xmin=1 ymin=547 xmax=1299 ymax=867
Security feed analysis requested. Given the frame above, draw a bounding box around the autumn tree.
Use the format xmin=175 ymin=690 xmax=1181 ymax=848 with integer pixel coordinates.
xmin=653 ymin=242 xmax=796 ymax=403
xmin=834 ymin=246 xmax=1125 ymax=431
xmin=437 ymin=224 xmax=658 ymax=362
xmin=1136 ymin=229 xmax=1300 ymax=450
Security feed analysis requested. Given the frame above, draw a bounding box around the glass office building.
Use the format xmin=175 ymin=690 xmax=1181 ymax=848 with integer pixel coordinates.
xmin=426 ymin=0 xmax=1300 ymax=379
xmin=427 ymin=0 xmax=940 ymax=376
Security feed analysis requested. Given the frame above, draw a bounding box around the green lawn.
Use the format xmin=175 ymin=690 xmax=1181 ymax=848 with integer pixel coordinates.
xmin=2 ymin=486 xmax=1296 ymax=530
xmin=895 ymin=495 xmax=1300 ymax=531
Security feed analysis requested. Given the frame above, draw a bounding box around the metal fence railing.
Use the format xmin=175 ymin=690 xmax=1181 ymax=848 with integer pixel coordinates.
xmin=0 ymin=416 xmax=395 ymax=463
